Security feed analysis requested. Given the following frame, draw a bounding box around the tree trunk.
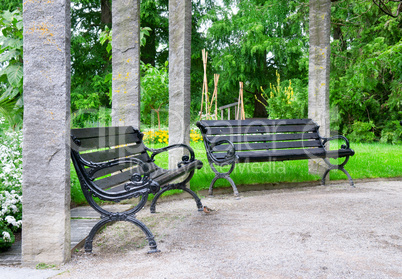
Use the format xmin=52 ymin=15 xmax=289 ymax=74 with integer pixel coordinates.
xmin=101 ymin=0 xmax=112 ymax=26
xmin=253 ymin=90 xmax=268 ymax=118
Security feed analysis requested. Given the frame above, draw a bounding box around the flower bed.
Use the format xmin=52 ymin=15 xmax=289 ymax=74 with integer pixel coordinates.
xmin=143 ymin=128 xmax=203 ymax=145
xmin=0 ymin=118 xmax=22 ymax=251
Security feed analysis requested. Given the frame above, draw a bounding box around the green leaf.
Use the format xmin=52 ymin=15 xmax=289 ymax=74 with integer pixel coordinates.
xmin=0 ymin=49 xmax=19 ymax=63
xmin=5 ymin=64 xmax=23 ymax=87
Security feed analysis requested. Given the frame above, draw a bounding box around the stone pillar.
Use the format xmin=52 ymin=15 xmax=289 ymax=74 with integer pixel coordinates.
xmin=112 ymin=0 xmax=141 ymax=129
xmin=168 ymin=0 xmax=192 ymax=167
xmin=308 ymin=0 xmax=331 ymax=175
xmin=22 ymin=0 xmax=71 ymax=265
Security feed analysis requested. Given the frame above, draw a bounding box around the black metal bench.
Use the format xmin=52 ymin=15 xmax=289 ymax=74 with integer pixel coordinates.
xmin=70 ymin=126 xmax=203 ymax=253
xmin=196 ymin=119 xmax=355 ymax=196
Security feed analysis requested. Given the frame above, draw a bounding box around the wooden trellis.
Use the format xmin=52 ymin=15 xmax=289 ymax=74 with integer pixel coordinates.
xmin=199 ymin=49 xmax=219 ymax=120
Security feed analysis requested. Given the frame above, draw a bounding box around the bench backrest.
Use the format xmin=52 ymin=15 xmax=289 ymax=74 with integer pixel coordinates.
xmin=71 ymin=126 xmax=152 ymax=192
xmin=197 ymin=119 xmax=323 ymax=153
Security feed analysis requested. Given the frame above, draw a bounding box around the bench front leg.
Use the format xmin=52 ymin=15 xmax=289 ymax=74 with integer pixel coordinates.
xmin=208 ymin=159 xmax=239 ymax=197
xmin=322 ymin=156 xmax=354 ymax=187
xmin=321 ymin=135 xmax=355 ymax=187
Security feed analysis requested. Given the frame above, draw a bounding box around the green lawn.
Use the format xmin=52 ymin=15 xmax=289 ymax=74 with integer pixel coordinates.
xmin=71 ymin=141 xmax=402 ymax=205
xmin=149 ymin=141 xmax=402 ymax=192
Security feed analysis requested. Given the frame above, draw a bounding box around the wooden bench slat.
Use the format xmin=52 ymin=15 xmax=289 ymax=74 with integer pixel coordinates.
xmin=74 ymin=133 xmax=142 ymax=150
xmin=198 ymin=118 xmax=314 ymax=127
xmin=206 ymin=124 xmax=318 ymax=135
xmin=104 ymin=163 xmax=198 ymax=193
xmin=89 ymin=155 xmax=156 ymax=179
xmin=207 ymin=132 xmax=320 ymax=144
xmin=212 ymin=148 xmax=354 ymax=163
xmin=96 ymin=166 xmax=169 ymax=190
xmin=80 ymin=143 xmax=148 ymax=162
xmin=98 ymin=160 xmax=202 ymax=191
xmin=211 ymin=140 xmax=322 ymax=152
xmin=71 ymin=126 xmax=138 ymax=139
xmin=214 ymin=148 xmax=325 ymax=162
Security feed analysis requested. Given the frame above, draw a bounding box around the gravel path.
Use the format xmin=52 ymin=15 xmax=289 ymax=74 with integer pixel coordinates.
xmin=3 ymin=180 xmax=402 ymax=278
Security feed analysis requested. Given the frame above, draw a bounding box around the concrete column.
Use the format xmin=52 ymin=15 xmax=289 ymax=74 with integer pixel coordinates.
xmin=112 ymin=0 xmax=141 ymax=128
xmin=168 ymin=0 xmax=192 ymax=167
xmin=22 ymin=0 xmax=71 ymax=264
xmin=308 ymin=0 xmax=331 ymax=175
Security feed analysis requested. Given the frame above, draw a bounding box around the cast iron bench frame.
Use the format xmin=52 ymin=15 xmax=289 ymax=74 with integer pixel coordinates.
xmin=196 ymin=119 xmax=355 ymax=196
xmin=70 ymin=126 xmax=203 ymax=253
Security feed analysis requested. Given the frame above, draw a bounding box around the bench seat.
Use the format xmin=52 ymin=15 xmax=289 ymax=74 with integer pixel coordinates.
xmin=197 ymin=118 xmax=355 ymax=196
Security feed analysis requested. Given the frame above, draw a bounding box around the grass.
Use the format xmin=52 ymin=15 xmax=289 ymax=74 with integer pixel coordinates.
xmin=70 ymin=141 xmax=402 ymax=205
xmin=190 ymin=141 xmax=402 ymax=192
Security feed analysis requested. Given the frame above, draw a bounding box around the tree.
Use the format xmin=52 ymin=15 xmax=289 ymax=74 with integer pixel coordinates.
xmin=141 ymin=62 xmax=169 ymax=129
xmin=330 ymin=0 xmax=402 ymax=140
xmin=373 ymin=0 xmax=402 ymax=17
xmin=205 ymin=0 xmax=309 ymax=118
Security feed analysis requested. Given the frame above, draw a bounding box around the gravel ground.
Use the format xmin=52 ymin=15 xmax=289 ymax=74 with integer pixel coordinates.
xmin=3 ymin=180 xmax=402 ymax=278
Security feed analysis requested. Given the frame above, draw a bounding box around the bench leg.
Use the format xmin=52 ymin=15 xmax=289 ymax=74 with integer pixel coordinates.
xmin=208 ymin=161 xmax=239 ymax=197
xmin=84 ymin=215 xmax=160 ymax=254
xmin=321 ymin=167 xmax=354 ymax=187
xmin=209 ymin=174 xmax=239 ymax=197
xmin=150 ymin=183 xmax=203 ymax=213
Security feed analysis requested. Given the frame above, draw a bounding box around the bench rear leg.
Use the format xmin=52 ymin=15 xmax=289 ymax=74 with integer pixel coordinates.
xmin=150 ymin=184 xmax=203 ymax=213
xmin=322 ymin=167 xmax=354 ymax=187
xmin=84 ymin=216 xmax=159 ymax=254
xmin=209 ymin=174 xmax=239 ymax=197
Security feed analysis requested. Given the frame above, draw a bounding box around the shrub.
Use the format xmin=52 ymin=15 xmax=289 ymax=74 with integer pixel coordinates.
xmin=348 ymin=121 xmax=376 ymax=143
xmin=0 ymin=117 xmax=22 ymax=251
xmin=259 ymin=71 xmax=308 ymax=119
xmin=380 ymin=120 xmax=402 ymax=144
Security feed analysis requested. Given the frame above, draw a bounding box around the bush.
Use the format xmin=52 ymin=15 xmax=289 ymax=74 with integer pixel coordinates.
xmin=380 ymin=120 xmax=402 ymax=144
xmin=0 ymin=117 xmax=22 ymax=251
xmin=259 ymin=71 xmax=308 ymax=119
xmin=348 ymin=121 xmax=376 ymax=143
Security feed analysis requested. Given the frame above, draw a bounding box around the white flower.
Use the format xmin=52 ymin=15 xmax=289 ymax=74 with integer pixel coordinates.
xmin=2 ymin=231 xmax=11 ymax=242
xmin=5 ymin=215 xmax=16 ymax=225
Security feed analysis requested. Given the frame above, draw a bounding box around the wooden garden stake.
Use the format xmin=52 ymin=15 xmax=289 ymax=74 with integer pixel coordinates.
xmin=237 ymin=82 xmax=245 ymax=120
xmin=208 ymin=74 xmax=220 ymax=120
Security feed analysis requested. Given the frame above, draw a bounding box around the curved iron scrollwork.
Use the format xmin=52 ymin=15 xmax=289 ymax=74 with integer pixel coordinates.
xmin=71 ymin=149 xmax=159 ymax=202
xmin=124 ymin=173 xmax=160 ymax=194
xmin=206 ymin=138 xmax=238 ymax=166
xmin=147 ymin=143 xmax=196 ymax=163
xmin=322 ymin=135 xmax=350 ymax=150
xmin=320 ymin=135 xmax=354 ymax=186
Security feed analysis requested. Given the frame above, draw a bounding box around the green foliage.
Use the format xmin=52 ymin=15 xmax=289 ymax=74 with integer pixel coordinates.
xmin=70 ymin=167 xmax=87 ymax=206
xmin=71 ymin=74 xmax=112 ymax=128
xmin=205 ymin=0 xmax=309 ymax=117
xmin=140 ymin=62 xmax=169 ymax=129
xmin=348 ymin=121 xmax=376 ymax=143
xmin=259 ymin=71 xmax=307 ymax=119
xmin=330 ymin=1 xmax=402 ymax=138
xmin=380 ymin=120 xmax=402 ymax=144
xmin=70 ymin=0 xmax=112 ymax=128
xmin=0 ymin=225 xmax=14 ymax=251
xmin=0 ymin=0 xmax=21 ymax=12
xmin=0 ymin=9 xmax=23 ymax=128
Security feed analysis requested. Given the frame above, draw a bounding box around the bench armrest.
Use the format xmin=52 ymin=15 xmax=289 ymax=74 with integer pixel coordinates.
xmin=75 ymin=153 xmax=153 ymax=180
xmin=147 ymin=144 xmax=196 ymax=165
xmin=321 ymin=135 xmax=351 ymax=149
xmin=207 ymin=139 xmax=238 ymax=165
